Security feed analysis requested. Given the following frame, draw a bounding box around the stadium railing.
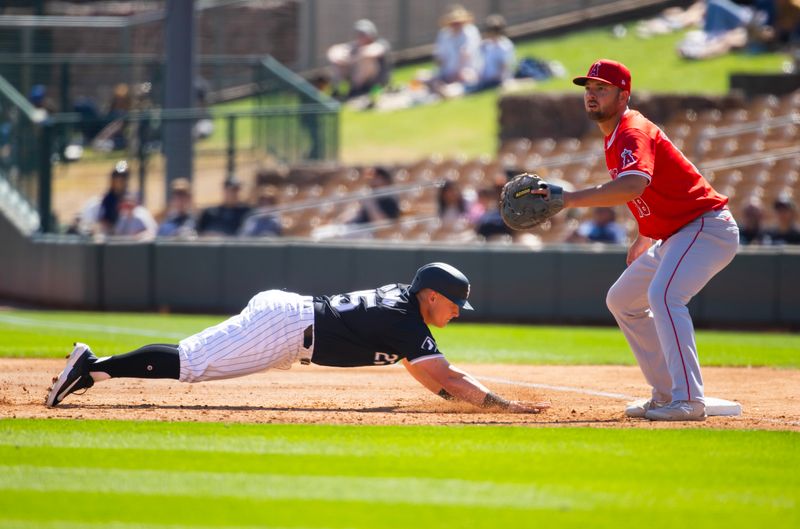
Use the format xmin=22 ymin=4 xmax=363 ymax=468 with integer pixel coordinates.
xmin=0 ymin=74 xmax=45 ymax=233
xmin=0 ymin=54 xmax=339 ymax=233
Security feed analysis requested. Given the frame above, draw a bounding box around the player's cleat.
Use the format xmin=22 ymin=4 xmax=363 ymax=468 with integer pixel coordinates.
xmin=644 ymin=400 xmax=706 ymax=421
xmin=624 ymin=398 xmax=668 ymax=418
xmin=45 ymin=343 xmax=97 ymax=407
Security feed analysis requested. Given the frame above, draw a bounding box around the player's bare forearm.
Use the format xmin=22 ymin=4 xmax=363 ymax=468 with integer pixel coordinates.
xmin=404 ymin=357 xmax=547 ymax=412
xmin=403 ymin=358 xmax=487 ymax=405
xmin=563 ymin=173 xmax=648 ymax=208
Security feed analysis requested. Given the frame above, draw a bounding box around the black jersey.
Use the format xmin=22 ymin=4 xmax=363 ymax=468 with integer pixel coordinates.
xmin=311 ymin=283 xmax=443 ymax=367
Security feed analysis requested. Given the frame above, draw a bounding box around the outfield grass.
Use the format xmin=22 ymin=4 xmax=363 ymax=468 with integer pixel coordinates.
xmin=1 ymin=310 xmax=798 ymax=367
xmin=0 ymin=419 xmax=797 ymax=529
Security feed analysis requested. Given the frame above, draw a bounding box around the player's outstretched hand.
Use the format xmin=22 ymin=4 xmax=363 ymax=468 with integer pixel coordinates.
xmin=506 ymin=400 xmax=551 ymax=413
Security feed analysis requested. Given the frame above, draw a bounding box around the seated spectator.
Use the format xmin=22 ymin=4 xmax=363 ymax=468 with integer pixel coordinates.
xmin=777 ymin=0 xmax=800 ymax=44
xmin=29 ymin=84 xmax=56 ymax=114
xmin=240 ymin=186 xmax=283 ymax=237
xmin=197 ymin=177 xmax=252 ymax=236
xmin=97 ymin=160 xmax=131 ymax=235
xmin=350 ymin=166 xmax=401 ymax=224
xmin=327 ymin=19 xmax=391 ymax=99
xmin=112 ymin=192 xmax=157 ymax=241
xmin=467 ymin=14 xmax=516 ymax=93
xmin=64 ymin=196 xmax=101 ymax=237
xmin=473 ymin=185 xmax=513 ymax=240
xmin=567 ymin=207 xmax=627 ymax=244
xmin=677 ymin=0 xmax=780 ymax=59
xmin=438 ymin=180 xmax=470 ymax=228
xmin=738 ymin=201 xmax=768 ymax=245
xmin=93 ymin=83 xmax=132 ymax=151
xmin=765 ymin=195 xmax=800 ymax=244
xmin=432 ymin=5 xmax=481 ymax=90
xmin=157 ymin=178 xmax=197 ymax=238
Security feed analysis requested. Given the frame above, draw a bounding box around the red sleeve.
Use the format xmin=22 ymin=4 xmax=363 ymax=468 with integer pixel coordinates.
xmin=615 ymin=129 xmax=654 ymax=182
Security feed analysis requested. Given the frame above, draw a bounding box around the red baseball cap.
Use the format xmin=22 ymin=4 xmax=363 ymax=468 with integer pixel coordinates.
xmin=573 ymin=59 xmax=631 ymax=92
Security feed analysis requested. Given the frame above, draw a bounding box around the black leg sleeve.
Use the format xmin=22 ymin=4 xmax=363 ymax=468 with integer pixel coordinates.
xmin=90 ymin=344 xmax=180 ymax=379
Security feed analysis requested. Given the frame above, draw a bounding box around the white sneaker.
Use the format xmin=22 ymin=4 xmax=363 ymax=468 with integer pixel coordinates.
xmin=645 ymin=400 xmax=706 ymax=422
xmin=624 ymin=399 xmax=668 ymax=418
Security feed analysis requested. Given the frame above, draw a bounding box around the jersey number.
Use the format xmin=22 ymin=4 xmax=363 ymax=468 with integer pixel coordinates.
xmin=329 ymin=287 xmax=404 ymax=312
xmin=632 ymin=197 xmax=651 ymax=217
xmin=374 ymin=352 xmax=399 ymax=365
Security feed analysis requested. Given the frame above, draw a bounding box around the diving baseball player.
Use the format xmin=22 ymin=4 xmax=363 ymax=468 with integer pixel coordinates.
xmin=46 ymin=262 xmax=548 ymax=413
xmin=503 ymin=60 xmax=738 ymax=421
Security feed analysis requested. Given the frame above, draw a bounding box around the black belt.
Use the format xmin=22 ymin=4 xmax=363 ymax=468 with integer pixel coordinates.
xmin=301 ymin=324 xmax=314 ymax=365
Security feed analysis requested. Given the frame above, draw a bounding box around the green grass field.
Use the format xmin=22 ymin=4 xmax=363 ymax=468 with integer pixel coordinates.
xmin=1 ymin=419 xmax=798 ymax=529
xmin=1 ymin=309 xmax=798 ymax=367
xmin=1 ymin=309 xmax=799 ymax=528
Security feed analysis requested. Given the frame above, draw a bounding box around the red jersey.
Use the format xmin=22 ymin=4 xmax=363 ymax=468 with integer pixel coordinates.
xmin=604 ymin=109 xmax=728 ymax=240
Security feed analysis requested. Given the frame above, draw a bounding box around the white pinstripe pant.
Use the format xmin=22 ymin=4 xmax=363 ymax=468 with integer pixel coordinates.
xmin=606 ymin=208 xmax=739 ymax=403
xmin=178 ymin=290 xmax=315 ymax=383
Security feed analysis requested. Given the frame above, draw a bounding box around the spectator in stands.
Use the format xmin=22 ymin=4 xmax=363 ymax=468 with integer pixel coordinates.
xmin=676 ymin=0 xmax=799 ymax=59
xmin=105 ymin=83 xmax=132 ymax=151
xmin=112 ymin=192 xmax=157 ymax=241
xmin=437 ymin=180 xmax=470 ymax=229
xmin=197 ymin=176 xmax=252 ymax=236
xmin=753 ymin=0 xmax=800 ymax=50
xmin=432 ymin=5 xmax=482 ymax=90
xmin=779 ymin=0 xmax=800 ymax=42
xmin=567 ymin=207 xmax=627 ymax=244
xmin=467 ymin=14 xmax=516 ymax=93
xmin=765 ymin=194 xmax=800 ymax=244
xmin=738 ymin=201 xmax=768 ymax=245
xmin=240 ymin=185 xmax=283 ymax=237
xmin=97 ymin=160 xmax=131 ymax=235
xmin=327 ymin=19 xmax=391 ymax=100
xmin=473 ymin=185 xmax=513 ymax=240
xmin=157 ymin=178 xmax=197 ymax=239
xmin=29 ymin=84 xmax=56 ymax=115
xmin=350 ymin=166 xmax=401 ymax=224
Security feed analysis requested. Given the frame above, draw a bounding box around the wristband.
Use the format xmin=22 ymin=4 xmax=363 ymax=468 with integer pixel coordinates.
xmin=481 ymin=393 xmax=511 ymax=409
xmin=437 ymin=389 xmax=454 ymax=400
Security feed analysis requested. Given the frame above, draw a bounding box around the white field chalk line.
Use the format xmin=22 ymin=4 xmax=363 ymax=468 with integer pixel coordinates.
xmin=0 ymin=314 xmax=186 ymax=340
xmin=479 ymin=375 xmax=637 ymax=400
xmin=480 ymin=375 xmax=799 ymax=427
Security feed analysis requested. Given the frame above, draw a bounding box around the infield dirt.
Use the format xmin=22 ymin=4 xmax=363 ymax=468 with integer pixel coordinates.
xmin=2 ymin=359 xmax=798 ymax=430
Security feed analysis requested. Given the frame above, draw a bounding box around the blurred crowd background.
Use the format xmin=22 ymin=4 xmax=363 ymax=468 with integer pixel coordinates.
xmin=1 ymin=0 xmax=799 ymax=249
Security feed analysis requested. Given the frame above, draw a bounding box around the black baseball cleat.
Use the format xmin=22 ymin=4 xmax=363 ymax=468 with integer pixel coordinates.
xmin=45 ymin=342 xmax=97 ymax=407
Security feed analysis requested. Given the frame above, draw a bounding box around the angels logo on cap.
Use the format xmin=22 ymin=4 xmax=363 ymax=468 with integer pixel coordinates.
xmin=573 ymin=59 xmax=631 ymax=92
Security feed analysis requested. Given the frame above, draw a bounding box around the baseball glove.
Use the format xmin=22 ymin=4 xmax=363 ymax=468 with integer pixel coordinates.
xmin=500 ymin=173 xmax=565 ymax=230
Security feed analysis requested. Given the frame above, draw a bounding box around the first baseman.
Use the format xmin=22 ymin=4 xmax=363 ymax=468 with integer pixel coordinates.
xmin=46 ymin=262 xmax=548 ymax=414
xmin=567 ymin=60 xmax=739 ymax=420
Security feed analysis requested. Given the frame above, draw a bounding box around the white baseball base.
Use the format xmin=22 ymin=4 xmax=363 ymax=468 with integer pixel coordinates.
xmin=705 ymin=396 xmax=742 ymax=416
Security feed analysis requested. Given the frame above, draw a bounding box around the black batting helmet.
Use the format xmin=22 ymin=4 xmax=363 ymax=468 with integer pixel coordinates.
xmin=409 ymin=262 xmax=473 ymax=310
